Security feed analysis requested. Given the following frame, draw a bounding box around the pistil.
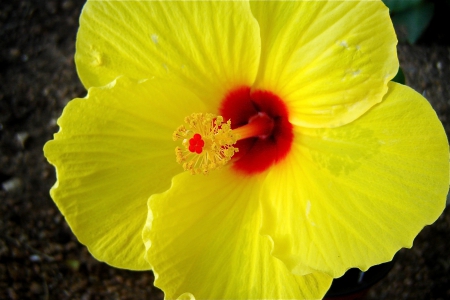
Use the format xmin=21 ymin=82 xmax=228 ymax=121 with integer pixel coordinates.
xmin=173 ymin=112 xmax=275 ymax=174
xmin=232 ymin=112 xmax=274 ymax=140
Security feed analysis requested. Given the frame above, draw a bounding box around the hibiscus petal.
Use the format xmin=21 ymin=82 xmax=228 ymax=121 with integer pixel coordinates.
xmin=260 ymin=82 xmax=449 ymax=277
xmin=44 ymin=77 xmax=205 ymax=270
xmin=250 ymin=0 xmax=398 ymax=128
xmin=75 ymin=0 xmax=260 ymax=108
xmin=143 ymin=170 xmax=332 ymax=299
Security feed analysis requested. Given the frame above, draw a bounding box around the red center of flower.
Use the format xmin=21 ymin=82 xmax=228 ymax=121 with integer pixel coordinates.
xmin=188 ymin=133 xmax=205 ymax=154
xmin=219 ymin=87 xmax=294 ymax=175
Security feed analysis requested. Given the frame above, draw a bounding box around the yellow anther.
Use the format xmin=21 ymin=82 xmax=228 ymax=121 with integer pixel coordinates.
xmin=173 ymin=113 xmax=239 ymax=175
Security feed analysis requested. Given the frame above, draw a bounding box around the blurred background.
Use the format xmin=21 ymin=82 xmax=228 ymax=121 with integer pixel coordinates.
xmin=1 ymin=0 xmax=449 ymax=299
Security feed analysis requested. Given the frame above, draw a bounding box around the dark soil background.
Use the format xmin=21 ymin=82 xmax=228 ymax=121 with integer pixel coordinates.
xmin=1 ymin=1 xmax=449 ymax=299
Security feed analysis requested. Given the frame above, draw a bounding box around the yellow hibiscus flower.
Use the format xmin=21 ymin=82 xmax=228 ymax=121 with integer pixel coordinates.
xmin=44 ymin=0 xmax=449 ymax=299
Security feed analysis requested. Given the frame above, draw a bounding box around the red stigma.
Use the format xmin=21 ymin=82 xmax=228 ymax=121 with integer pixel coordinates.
xmin=220 ymin=87 xmax=293 ymax=175
xmin=188 ymin=133 xmax=204 ymax=154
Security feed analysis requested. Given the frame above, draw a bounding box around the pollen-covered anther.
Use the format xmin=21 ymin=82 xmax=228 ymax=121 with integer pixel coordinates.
xmin=173 ymin=113 xmax=239 ymax=175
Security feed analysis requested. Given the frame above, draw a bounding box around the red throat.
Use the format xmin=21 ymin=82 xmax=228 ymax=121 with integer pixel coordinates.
xmin=219 ymin=87 xmax=294 ymax=175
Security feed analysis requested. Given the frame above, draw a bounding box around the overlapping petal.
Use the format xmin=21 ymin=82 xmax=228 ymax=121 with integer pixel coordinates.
xmin=75 ymin=0 xmax=260 ymax=109
xmin=44 ymin=77 xmax=206 ymax=269
xmin=143 ymin=170 xmax=332 ymax=299
xmin=250 ymin=0 xmax=398 ymax=128
xmin=259 ymin=82 xmax=449 ymax=277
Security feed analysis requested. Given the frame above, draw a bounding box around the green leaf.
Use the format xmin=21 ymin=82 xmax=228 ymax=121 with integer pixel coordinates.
xmin=391 ymin=2 xmax=434 ymax=44
xmin=391 ymin=67 xmax=405 ymax=84
xmin=382 ymin=0 xmax=423 ymax=13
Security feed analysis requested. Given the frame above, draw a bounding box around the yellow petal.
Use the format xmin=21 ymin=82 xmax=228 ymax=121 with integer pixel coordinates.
xmin=44 ymin=77 xmax=205 ymax=270
xmin=250 ymin=0 xmax=398 ymax=128
xmin=261 ymin=82 xmax=449 ymax=277
xmin=76 ymin=0 xmax=260 ymax=108
xmin=143 ymin=170 xmax=332 ymax=299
